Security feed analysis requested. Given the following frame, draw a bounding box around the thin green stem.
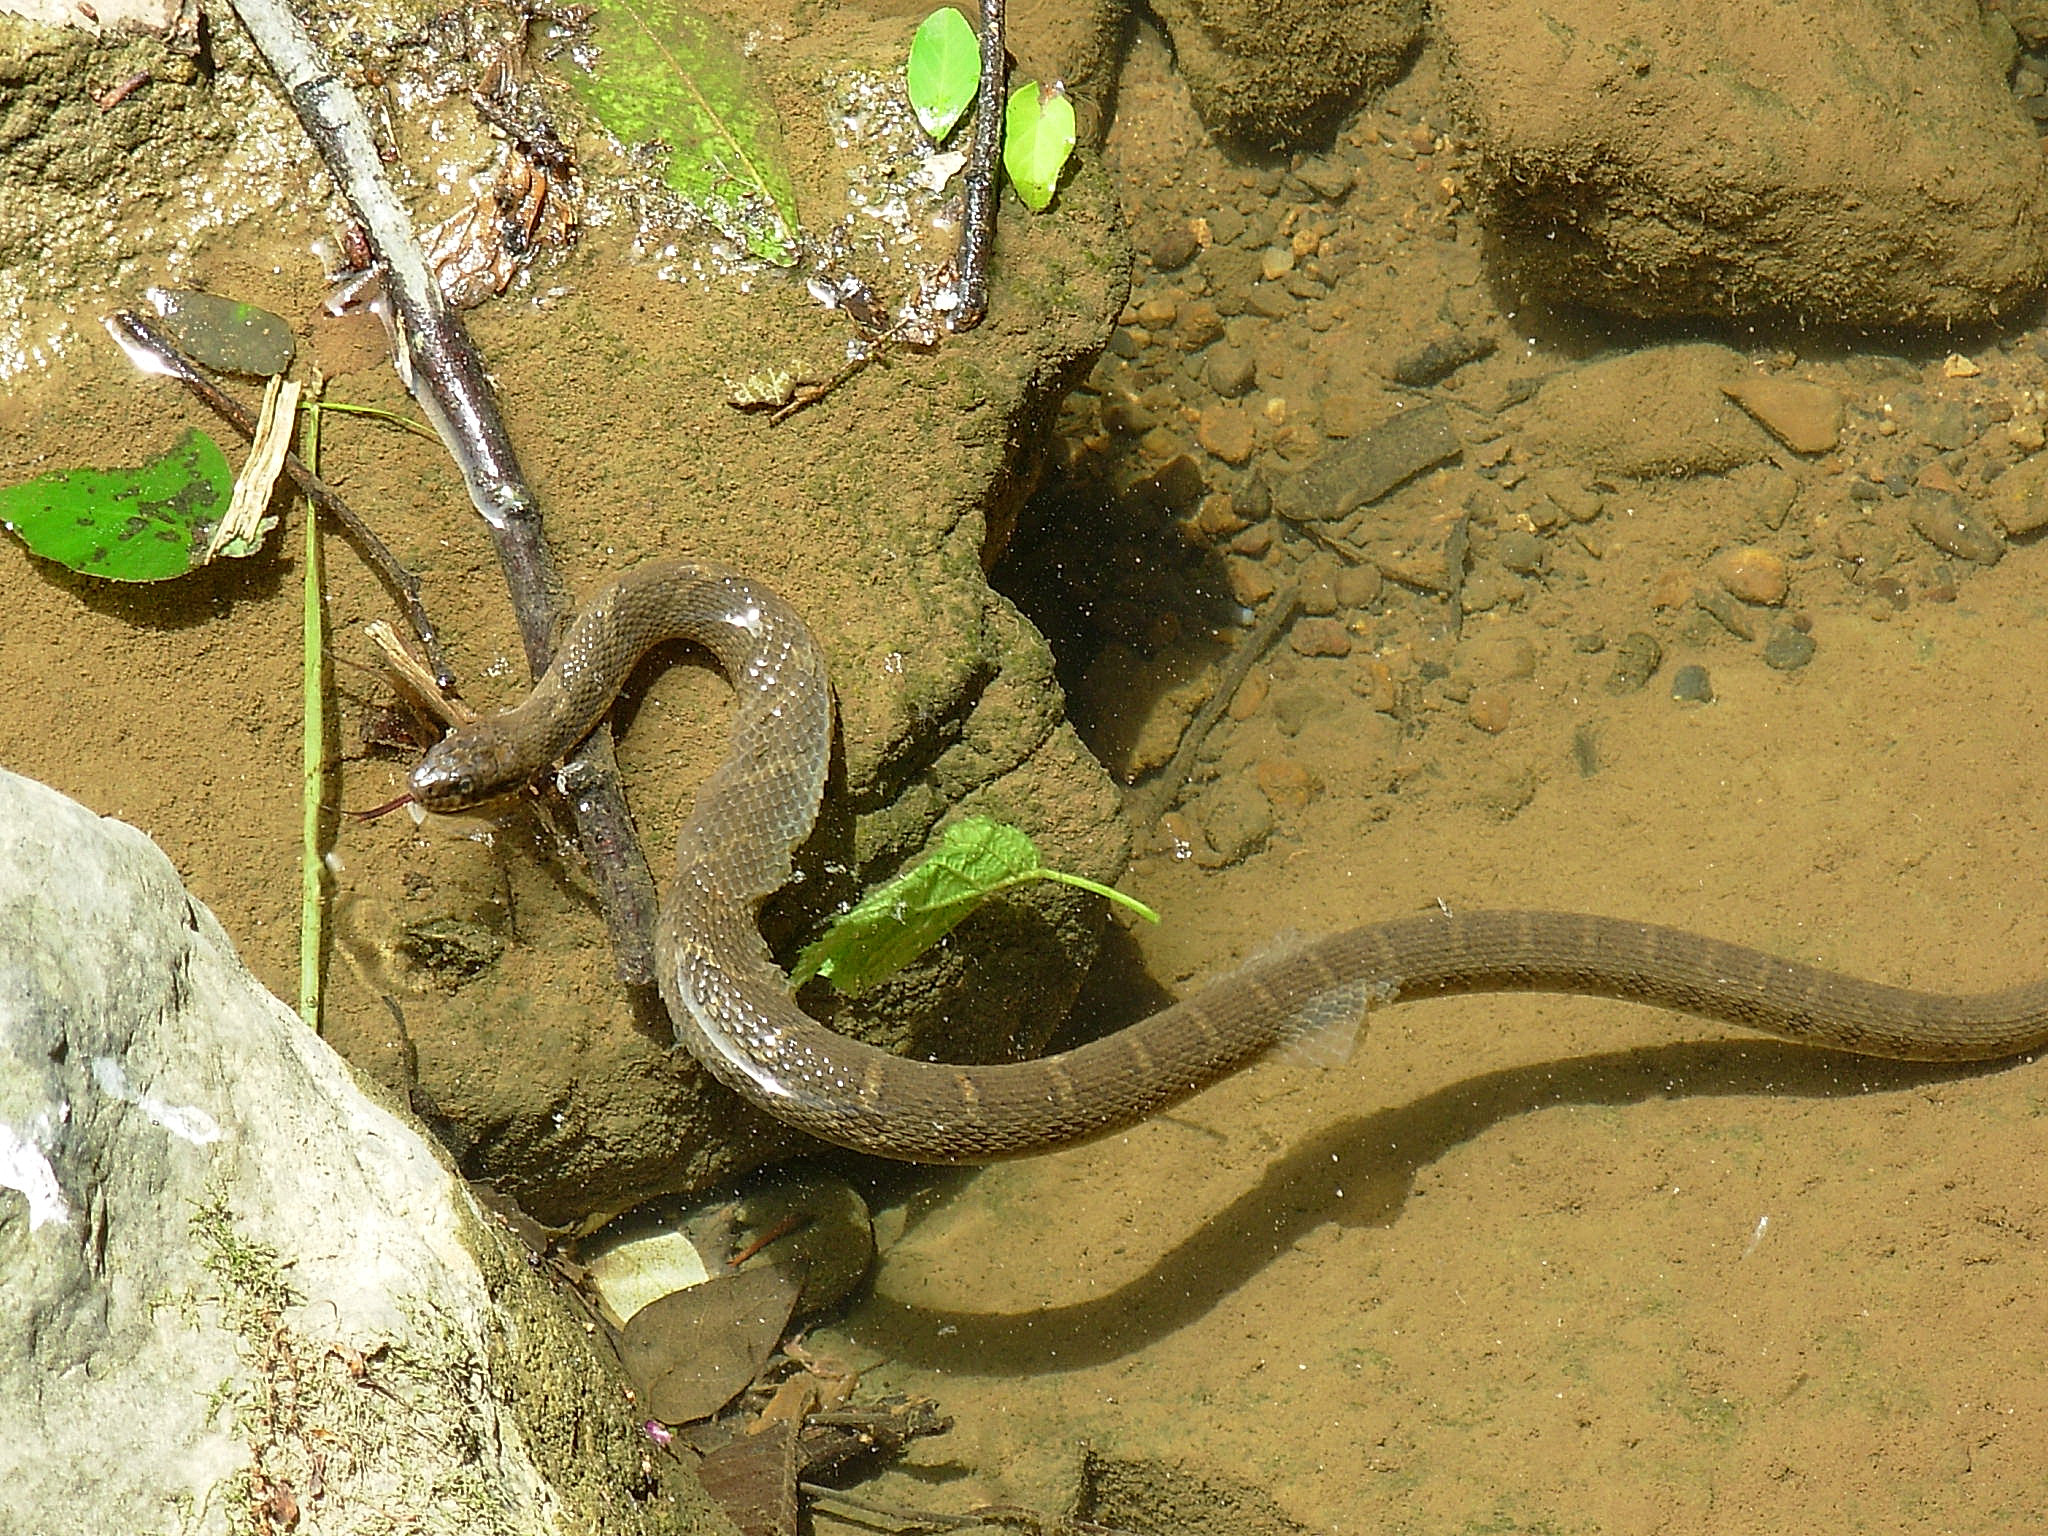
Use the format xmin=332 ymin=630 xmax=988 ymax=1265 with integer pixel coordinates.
xmin=299 ymin=398 xmax=441 ymax=443
xmin=1035 ymin=869 xmax=1160 ymax=922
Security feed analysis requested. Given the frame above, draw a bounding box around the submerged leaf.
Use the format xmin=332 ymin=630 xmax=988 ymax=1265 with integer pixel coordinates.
xmin=791 ymin=815 xmax=1156 ymax=995
xmin=568 ymin=0 xmax=801 ymax=264
xmin=905 ymin=7 xmax=979 ymax=141
xmin=1002 ymin=79 xmax=1077 ymax=212
xmin=0 ymin=428 xmax=233 ymax=582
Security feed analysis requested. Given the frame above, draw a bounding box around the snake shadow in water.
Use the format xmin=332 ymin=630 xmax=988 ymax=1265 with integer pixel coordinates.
xmin=846 ymin=1032 xmax=1993 ymax=1376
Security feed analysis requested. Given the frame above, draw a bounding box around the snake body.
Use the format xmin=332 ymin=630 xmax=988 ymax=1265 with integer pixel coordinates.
xmin=410 ymin=560 xmax=2048 ymax=1164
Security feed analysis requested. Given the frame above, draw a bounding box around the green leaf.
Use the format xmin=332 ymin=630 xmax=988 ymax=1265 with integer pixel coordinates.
xmin=566 ymin=0 xmax=801 ymax=265
xmin=791 ymin=815 xmax=1158 ymax=995
xmin=906 ymin=7 xmax=979 ymax=141
xmin=1002 ymin=80 xmax=1077 ymax=212
xmin=0 ymin=428 xmax=232 ymax=582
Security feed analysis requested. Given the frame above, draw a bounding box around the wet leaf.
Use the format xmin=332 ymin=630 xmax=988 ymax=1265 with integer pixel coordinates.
xmin=1003 ymin=79 xmax=1076 ymax=212
xmin=0 ymin=428 xmax=233 ymax=582
xmin=791 ymin=815 xmax=1156 ymax=995
xmin=905 ymin=7 xmax=979 ymax=142
xmin=567 ymin=0 xmax=801 ymax=264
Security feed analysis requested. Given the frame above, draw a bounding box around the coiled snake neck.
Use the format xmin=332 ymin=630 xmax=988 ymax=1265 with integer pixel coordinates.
xmin=410 ymin=560 xmax=2048 ymax=1163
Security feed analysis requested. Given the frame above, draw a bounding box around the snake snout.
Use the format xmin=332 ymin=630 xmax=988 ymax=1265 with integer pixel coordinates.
xmin=409 ymin=730 xmax=514 ymax=812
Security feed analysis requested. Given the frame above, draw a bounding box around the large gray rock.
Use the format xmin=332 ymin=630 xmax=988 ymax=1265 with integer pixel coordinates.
xmin=1442 ymin=0 xmax=2048 ymax=327
xmin=0 ymin=769 xmax=725 ymax=1536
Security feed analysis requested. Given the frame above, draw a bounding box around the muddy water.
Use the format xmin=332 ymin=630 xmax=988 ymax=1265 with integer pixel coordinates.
xmin=811 ymin=27 xmax=2048 ymax=1536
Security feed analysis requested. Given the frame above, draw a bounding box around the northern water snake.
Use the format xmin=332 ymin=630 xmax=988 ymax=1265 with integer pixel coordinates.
xmin=409 ymin=559 xmax=2048 ymax=1163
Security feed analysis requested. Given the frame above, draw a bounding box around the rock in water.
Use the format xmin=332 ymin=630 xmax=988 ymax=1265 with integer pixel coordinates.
xmin=0 ymin=769 xmax=713 ymax=1536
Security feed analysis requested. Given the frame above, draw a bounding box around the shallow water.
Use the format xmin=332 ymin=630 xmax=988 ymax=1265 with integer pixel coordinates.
xmin=8 ymin=4 xmax=2048 ymax=1533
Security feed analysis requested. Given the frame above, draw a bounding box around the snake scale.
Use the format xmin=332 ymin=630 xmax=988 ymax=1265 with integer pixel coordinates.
xmin=409 ymin=560 xmax=2048 ymax=1163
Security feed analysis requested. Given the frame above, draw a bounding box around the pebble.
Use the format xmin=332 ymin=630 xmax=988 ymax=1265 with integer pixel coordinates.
xmin=1175 ymin=301 xmax=1225 ymax=350
xmin=1260 ymin=245 xmax=1296 ymax=281
xmin=1225 ymin=555 xmax=1277 ymax=606
xmin=1289 ymin=617 xmax=1353 ymax=657
xmin=1197 ymin=403 xmax=1257 ymax=464
xmin=1708 ymin=546 xmax=1789 ymax=605
xmin=1605 ymin=631 xmax=1662 ymax=694
xmin=1203 ymin=345 xmax=1257 ymax=397
xmin=1722 ymin=376 xmax=1844 ymax=454
xmin=1193 ymin=781 xmax=1273 ymax=865
xmin=1670 ymin=664 xmax=1714 ymax=703
xmin=1906 ymin=490 xmax=2004 ymax=565
xmin=1761 ymin=626 xmax=1817 ymax=671
xmin=1467 ymin=686 xmax=1514 ymax=733
xmin=1255 ymin=757 xmax=1321 ymax=812
xmin=1984 ymin=456 xmax=2048 ymax=535
xmin=1494 ymin=529 xmax=1546 ymax=574
xmin=1351 ymin=655 xmax=1398 ymax=712
xmin=1149 ymin=222 xmax=1199 ymax=272
xmin=1227 ymin=670 xmax=1270 ymax=721
xmin=1292 ymin=156 xmax=1355 ymax=201
xmin=1192 ymin=492 xmax=1247 ymax=541
xmin=1333 ymin=564 xmax=1382 ymax=609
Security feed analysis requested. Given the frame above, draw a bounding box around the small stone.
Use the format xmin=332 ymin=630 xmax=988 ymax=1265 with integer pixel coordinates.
xmin=1255 ymin=757 xmax=1320 ymax=812
xmin=1709 ymin=546 xmax=1789 ymax=605
xmin=1225 ymin=556 xmax=1277 ymax=606
xmin=1270 ymin=683 xmax=1339 ymax=736
xmin=1260 ymin=245 xmax=1296 ymax=281
xmin=1906 ymin=490 xmax=2004 ymax=565
xmin=1197 ymin=404 xmax=1256 ymax=464
xmin=1203 ymin=345 xmax=1257 ymax=397
xmin=1494 ymin=529 xmax=1546 ymax=574
xmin=1333 ymin=564 xmax=1382 ymax=609
xmin=1942 ymin=352 xmax=1983 ymax=379
xmin=1175 ymin=301 xmax=1225 ymax=349
xmin=1467 ymin=686 xmax=1514 ymax=733
xmin=1670 ymin=664 xmax=1714 ymax=703
xmin=1192 ymin=781 xmax=1273 ymax=865
xmin=1149 ymin=222 xmax=1199 ymax=272
xmin=1650 ymin=568 xmax=1694 ymax=609
xmin=1293 ymin=157 xmax=1355 ymax=200
xmin=1298 ymin=555 xmax=1342 ymax=614
xmin=1136 ymin=297 xmax=1178 ymax=328
xmin=1915 ymin=460 xmax=1962 ymax=495
xmin=1192 ymin=492 xmax=1247 ymax=541
xmin=1722 ymin=376 xmax=1844 ymax=454
xmin=1762 ymin=627 xmax=1818 ymax=671
xmin=1246 ymin=284 xmax=1294 ymax=319
xmin=1288 ymin=617 xmax=1353 ymax=657
xmin=1984 ymin=457 xmax=2048 ymax=536
xmin=1230 ymin=521 xmax=1275 ymax=557
xmin=1606 ymin=631 xmax=1662 ymax=694
xmin=1227 ymin=670 xmax=1270 ymax=721
xmin=1352 ymin=656 xmax=1398 ymax=712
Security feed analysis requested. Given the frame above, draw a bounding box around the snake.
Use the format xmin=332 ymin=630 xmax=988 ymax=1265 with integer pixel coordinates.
xmin=408 ymin=559 xmax=2048 ymax=1164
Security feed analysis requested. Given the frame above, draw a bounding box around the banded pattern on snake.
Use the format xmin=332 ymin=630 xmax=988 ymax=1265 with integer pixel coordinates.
xmin=410 ymin=560 xmax=2048 ymax=1164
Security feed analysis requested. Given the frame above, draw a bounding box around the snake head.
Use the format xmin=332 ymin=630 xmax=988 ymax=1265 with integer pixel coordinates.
xmin=409 ymin=728 xmax=522 ymax=812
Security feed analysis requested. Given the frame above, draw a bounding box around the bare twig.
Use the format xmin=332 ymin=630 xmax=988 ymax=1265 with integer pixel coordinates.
xmin=1121 ymin=586 xmax=1302 ymax=834
xmin=106 ymin=308 xmax=453 ymax=687
xmin=949 ymin=0 xmax=1007 ymax=331
xmin=225 ymin=0 xmax=660 ymax=983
